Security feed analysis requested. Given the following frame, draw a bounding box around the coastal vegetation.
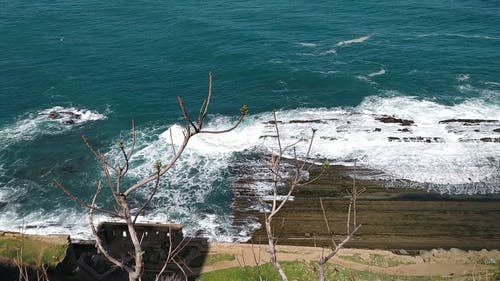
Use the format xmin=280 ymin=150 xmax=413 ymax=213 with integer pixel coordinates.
xmin=197 ymin=244 xmax=500 ymax=281
xmin=0 ymin=232 xmax=68 ymax=268
xmin=199 ymin=260 xmax=499 ymax=281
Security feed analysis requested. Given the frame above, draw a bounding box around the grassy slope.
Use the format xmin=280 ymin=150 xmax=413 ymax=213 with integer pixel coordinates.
xmin=0 ymin=232 xmax=68 ymax=267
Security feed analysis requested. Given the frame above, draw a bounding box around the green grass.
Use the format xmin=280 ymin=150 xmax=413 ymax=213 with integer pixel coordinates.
xmin=197 ymin=261 xmax=450 ymax=281
xmin=204 ymin=253 xmax=236 ymax=266
xmin=339 ymin=253 xmax=414 ymax=267
xmin=339 ymin=253 xmax=364 ymax=264
xmin=0 ymin=233 xmax=68 ymax=267
xmin=198 ymin=261 xmax=311 ymax=281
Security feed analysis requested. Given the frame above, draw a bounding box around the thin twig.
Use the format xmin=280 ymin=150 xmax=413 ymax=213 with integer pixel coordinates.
xmin=169 ymin=128 xmax=177 ymax=156
xmin=177 ymin=96 xmax=198 ymax=133
xmin=89 ymin=181 xmax=133 ymax=273
xmin=197 ymin=72 xmax=213 ymax=129
xmin=53 ymin=179 xmax=120 ymax=217
xmin=133 ymin=165 xmax=161 ymax=223
xmin=319 ymin=225 xmax=362 ymax=265
xmin=319 ymin=198 xmax=337 ymax=248
xmin=127 ymin=120 xmax=136 ymax=160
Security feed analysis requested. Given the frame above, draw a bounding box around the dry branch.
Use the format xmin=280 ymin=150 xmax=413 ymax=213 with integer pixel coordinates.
xmin=262 ymin=111 xmax=326 ymax=281
xmin=54 ymin=72 xmax=246 ymax=281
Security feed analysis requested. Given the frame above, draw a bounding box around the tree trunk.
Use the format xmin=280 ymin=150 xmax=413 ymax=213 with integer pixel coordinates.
xmin=319 ymin=263 xmax=325 ymax=281
xmin=265 ymin=219 xmax=288 ymax=281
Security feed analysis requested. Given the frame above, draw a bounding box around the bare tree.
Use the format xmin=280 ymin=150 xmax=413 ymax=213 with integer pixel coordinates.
xmin=54 ymin=72 xmax=247 ymax=281
xmin=317 ymin=162 xmax=364 ymax=281
xmin=263 ymin=111 xmax=327 ymax=281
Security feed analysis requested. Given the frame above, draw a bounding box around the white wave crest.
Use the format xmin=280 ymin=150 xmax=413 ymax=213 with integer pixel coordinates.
xmin=457 ymin=74 xmax=470 ymax=82
xmin=297 ymin=42 xmax=317 ymax=47
xmin=335 ymin=35 xmax=370 ymax=47
xmin=417 ymin=33 xmax=500 ymax=40
xmin=116 ymin=96 xmax=500 ymax=198
xmin=153 ymin=97 xmax=499 ymax=189
xmin=368 ymin=69 xmax=386 ymax=77
xmin=320 ymin=48 xmax=337 ymax=55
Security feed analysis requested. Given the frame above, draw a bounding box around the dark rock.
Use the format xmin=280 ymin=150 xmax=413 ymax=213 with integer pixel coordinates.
xmin=259 ymin=135 xmax=278 ymax=139
xmin=480 ymin=137 xmax=500 ymax=143
xmin=289 ymin=119 xmax=325 ymax=124
xmin=393 ymin=249 xmax=410 ymax=255
xmin=216 ymin=227 xmax=227 ymax=235
xmin=389 ymin=136 xmax=445 ymax=143
xmin=62 ymin=166 xmax=78 ymax=173
xmin=0 ymin=201 xmax=7 ymax=210
xmin=320 ymin=136 xmax=338 ymax=141
xmin=375 ymin=115 xmax=414 ymax=126
xmin=48 ymin=111 xmax=61 ymax=119
xmin=374 ymin=128 xmax=382 ymax=132
xmin=493 ymin=128 xmax=500 ymax=133
xmin=398 ymin=128 xmax=410 ymax=132
xmin=263 ymin=120 xmax=283 ymax=125
xmin=47 ymin=110 xmax=82 ymax=125
xmin=59 ymin=111 xmax=81 ymax=119
xmin=438 ymin=119 xmax=498 ymax=124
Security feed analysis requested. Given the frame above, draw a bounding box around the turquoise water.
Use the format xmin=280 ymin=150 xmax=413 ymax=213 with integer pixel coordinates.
xmin=1 ymin=1 xmax=499 ymax=240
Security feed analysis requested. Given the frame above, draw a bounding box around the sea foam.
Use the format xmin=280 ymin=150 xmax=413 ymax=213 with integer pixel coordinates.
xmin=2 ymin=97 xmax=498 ymax=241
xmin=336 ymin=35 xmax=370 ymax=47
xmin=0 ymin=106 xmax=106 ymax=146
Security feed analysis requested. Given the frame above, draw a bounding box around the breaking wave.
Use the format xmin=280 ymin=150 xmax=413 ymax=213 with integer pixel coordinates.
xmin=1 ymin=96 xmax=499 ymax=241
xmin=0 ymin=106 xmax=106 ymax=146
xmin=368 ymin=69 xmax=386 ymax=77
xmin=97 ymin=96 xmax=499 ymax=240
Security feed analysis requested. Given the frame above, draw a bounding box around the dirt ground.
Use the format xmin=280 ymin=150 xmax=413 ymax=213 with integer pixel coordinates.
xmin=202 ymin=242 xmax=499 ymax=278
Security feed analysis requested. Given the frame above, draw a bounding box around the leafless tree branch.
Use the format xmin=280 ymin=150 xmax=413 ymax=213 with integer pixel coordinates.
xmin=262 ymin=111 xmax=325 ymax=281
xmin=54 ymin=72 xmax=246 ymax=281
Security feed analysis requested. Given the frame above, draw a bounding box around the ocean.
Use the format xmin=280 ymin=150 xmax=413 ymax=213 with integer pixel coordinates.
xmin=0 ymin=0 xmax=499 ymax=241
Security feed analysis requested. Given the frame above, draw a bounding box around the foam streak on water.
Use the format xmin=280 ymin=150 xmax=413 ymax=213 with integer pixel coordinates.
xmin=335 ymin=35 xmax=370 ymax=47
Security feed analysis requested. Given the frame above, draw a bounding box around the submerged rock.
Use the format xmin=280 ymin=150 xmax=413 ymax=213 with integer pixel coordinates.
xmin=439 ymin=119 xmax=498 ymax=124
xmin=289 ymin=119 xmax=325 ymax=124
xmin=480 ymin=137 xmax=500 ymax=143
xmin=47 ymin=111 xmax=81 ymax=120
xmin=388 ymin=136 xmax=445 ymax=143
xmin=47 ymin=110 xmax=82 ymax=125
xmin=459 ymin=137 xmax=500 ymax=143
xmin=375 ymin=115 xmax=414 ymax=126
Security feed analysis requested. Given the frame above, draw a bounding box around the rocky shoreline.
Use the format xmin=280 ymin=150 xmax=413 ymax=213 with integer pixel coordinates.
xmin=232 ymin=164 xmax=500 ymax=250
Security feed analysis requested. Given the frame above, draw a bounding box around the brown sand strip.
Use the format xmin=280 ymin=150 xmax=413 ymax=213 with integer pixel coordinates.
xmin=202 ymin=243 xmax=499 ymax=277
